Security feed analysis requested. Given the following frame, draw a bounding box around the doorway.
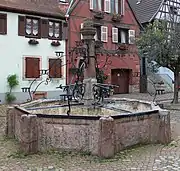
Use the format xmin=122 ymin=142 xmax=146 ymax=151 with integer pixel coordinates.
xmin=111 ymin=69 xmax=130 ymax=94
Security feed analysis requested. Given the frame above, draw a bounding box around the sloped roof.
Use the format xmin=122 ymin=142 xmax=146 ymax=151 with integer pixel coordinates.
xmin=128 ymin=0 xmax=164 ymax=24
xmin=0 ymin=0 xmax=65 ymax=19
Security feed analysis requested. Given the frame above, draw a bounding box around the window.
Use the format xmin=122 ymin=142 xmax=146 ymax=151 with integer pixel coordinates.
xmin=128 ymin=30 xmax=135 ymax=44
xmin=49 ymin=58 xmax=62 ymax=78
xmin=48 ymin=21 xmax=62 ymax=40
xmin=25 ymin=17 xmax=40 ymax=38
xmin=111 ymin=0 xmax=118 ymax=14
xmin=104 ymin=0 xmax=124 ymax=14
xmin=94 ymin=26 xmax=101 ymax=41
xmin=112 ymin=27 xmax=135 ymax=44
xmin=25 ymin=57 xmax=40 ymax=78
xmin=101 ymin=26 xmax=108 ymax=42
xmin=81 ymin=24 xmax=108 ymax=42
xmin=0 ymin=13 xmax=7 ymax=35
xmin=118 ymin=29 xmax=128 ymax=44
xmin=170 ymin=6 xmax=178 ymax=15
xmin=18 ymin=16 xmax=63 ymax=40
xmin=90 ymin=0 xmax=102 ymax=11
xmin=104 ymin=0 xmax=110 ymax=13
xmin=120 ymin=0 xmax=125 ymax=15
xmin=80 ymin=23 xmax=84 ymax=40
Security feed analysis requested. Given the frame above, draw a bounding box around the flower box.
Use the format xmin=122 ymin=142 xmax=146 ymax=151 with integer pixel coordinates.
xmin=118 ymin=44 xmax=128 ymax=50
xmin=51 ymin=41 xmax=61 ymax=47
xmin=112 ymin=14 xmax=122 ymax=22
xmin=94 ymin=12 xmax=104 ymax=19
xmin=28 ymin=39 xmax=39 ymax=45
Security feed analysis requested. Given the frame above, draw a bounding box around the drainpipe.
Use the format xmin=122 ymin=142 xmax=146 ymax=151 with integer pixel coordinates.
xmin=140 ymin=56 xmax=147 ymax=93
xmin=64 ymin=0 xmax=74 ymax=85
xmin=65 ymin=0 xmax=75 ymax=18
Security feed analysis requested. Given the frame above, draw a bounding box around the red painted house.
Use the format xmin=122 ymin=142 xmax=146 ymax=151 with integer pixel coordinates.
xmin=61 ymin=0 xmax=142 ymax=93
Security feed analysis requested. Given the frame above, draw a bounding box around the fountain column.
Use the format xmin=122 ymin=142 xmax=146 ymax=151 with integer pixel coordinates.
xmin=80 ymin=19 xmax=97 ymax=105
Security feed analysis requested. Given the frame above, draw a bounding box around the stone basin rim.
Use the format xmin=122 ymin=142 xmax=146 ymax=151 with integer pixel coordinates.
xmin=14 ymin=105 xmax=160 ymax=120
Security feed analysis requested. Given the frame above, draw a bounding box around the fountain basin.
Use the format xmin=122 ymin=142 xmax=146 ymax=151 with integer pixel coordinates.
xmin=6 ymin=98 xmax=171 ymax=158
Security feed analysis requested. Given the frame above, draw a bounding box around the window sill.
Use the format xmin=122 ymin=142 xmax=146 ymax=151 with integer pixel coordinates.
xmin=48 ymin=37 xmax=61 ymax=41
xmin=49 ymin=77 xmax=65 ymax=82
xmin=23 ymin=77 xmax=42 ymax=81
xmin=49 ymin=77 xmax=64 ymax=79
xmin=0 ymin=33 xmax=7 ymax=35
xmin=25 ymin=35 xmax=40 ymax=39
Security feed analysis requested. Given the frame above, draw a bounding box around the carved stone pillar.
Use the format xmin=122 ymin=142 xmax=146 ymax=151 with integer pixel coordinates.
xmin=80 ymin=19 xmax=97 ymax=105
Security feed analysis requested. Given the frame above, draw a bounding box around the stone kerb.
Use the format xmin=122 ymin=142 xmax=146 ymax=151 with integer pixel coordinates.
xmin=6 ymin=107 xmax=15 ymax=138
xmin=6 ymin=105 xmax=30 ymax=139
xmin=98 ymin=116 xmax=115 ymax=158
xmin=151 ymin=102 xmax=171 ymax=144
xmin=20 ymin=114 xmax=38 ymax=154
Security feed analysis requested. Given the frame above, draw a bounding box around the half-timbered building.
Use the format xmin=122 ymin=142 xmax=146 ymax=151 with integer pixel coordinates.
xmin=129 ymin=0 xmax=180 ymax=87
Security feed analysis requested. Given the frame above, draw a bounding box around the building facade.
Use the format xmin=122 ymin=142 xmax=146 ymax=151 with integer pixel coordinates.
xmin=0 ymin=0 xmax=67 ymax=103
xmin=66 ymin=0 xmax=141 ymax=94
xmin=128 ymin=0 xmax=180 ymax=86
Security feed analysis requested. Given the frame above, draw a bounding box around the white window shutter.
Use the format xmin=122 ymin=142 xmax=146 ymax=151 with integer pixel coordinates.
xmin=128 ymin=30 xmax=135 ymax=44
xmin=90 ymin=0 xmax=93 ymax=10
xmin=101 ymin=26 xmax=108 ymax=42
xmin=112 ymin=27 xmax=118 ymax=43
xmin=121 ymin=0 xmax=125 ymax=15
xmin=80 ymin=23 xmax=84 ymax=40
xmin=104 ymin=0 xmax=110 ymax=13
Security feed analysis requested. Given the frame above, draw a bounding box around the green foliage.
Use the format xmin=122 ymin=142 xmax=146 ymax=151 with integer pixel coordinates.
xmin=96 ymin=68 xmax=108 ymax=83
xmin=5 ymin=92 xmax=16 ymax=103
xmin=7 ymin=74 xmax=19 ymax=90
xmin=137 ymin=20 xmax=180 ymax=72
xmin=137 ymin=20 xmax=180 ymax=103
xmin=147 ymin=61 xmax=159 ymax=73
xmin=5 ymin=74 xmax=19 ymax=104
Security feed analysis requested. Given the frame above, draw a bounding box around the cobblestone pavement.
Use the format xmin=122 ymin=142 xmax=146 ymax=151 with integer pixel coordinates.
xmin=0 ymin=93 xmax=180 ymax=171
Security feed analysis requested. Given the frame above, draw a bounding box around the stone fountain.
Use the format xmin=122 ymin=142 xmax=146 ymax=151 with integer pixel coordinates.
xmin=5 ymin=19 xmax=171 ymax=158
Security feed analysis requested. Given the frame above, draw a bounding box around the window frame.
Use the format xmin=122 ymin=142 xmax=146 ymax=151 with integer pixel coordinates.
xmin=0 ymin=13 xmax=7 ymax=35
xmin=120 ymin=0 xmax=125 ymax=15
xmin=111 ymin=0 xmax=118 ymax=14
xmin=25 ymin=16 xmax=40 ymax=38
xmin=90 ymin=0 xmax=102 ymax=11
xmin=101 ymin=26 xmax=108 ymax=42
xmin=104 ymin=0 xmax=111 ymax=13
xmin=48 ymin=57 xmax=62 ymax=78
xmin=23 ymin=56 xmax=41 ymax=80
xmin=94 ymin=25 xmax=101 ymax=41
xmin=119 ymin=28 xmax=129 ymax=44
xmin=112 ymin=27 xmax=129 ymax=44
xmin=48 ymin=20 xmax=62 ymax=40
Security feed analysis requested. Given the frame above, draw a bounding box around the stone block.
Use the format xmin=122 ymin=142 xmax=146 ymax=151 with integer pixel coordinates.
xmin=6 ymin=107 xmax=15 ymax=138
xmin=158 ymin=110 xmax=171 ymax=144
xmin=98 ymin=116 xmax=115 ymax=158
xmin=20 ymin=114 xmax=38 ymax=154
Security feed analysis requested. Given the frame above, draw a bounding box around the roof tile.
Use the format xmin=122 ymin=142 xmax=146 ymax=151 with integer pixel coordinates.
xmin=0 ymin=0 xmax=65 ymax=18
xmin=128 ymin=0 xmax=163 ymax=23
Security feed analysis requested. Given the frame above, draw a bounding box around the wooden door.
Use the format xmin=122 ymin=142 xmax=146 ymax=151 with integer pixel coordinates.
xmin=111 ymin=69 xmax=130 ymax=94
